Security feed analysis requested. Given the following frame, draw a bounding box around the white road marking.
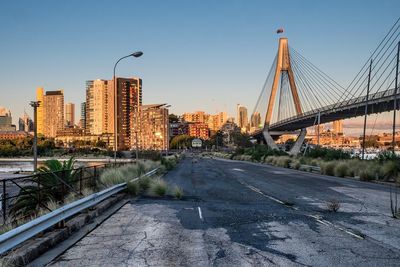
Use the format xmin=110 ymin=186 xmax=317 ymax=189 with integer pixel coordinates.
xmin=242 ymin=180 xmax=365 ymax=240
xmin=246 ymin=185 xmax=286 ymax=205
xmin=198 ymin=206 xmax=203 ymax=221
xmin=232 ymin=168 xmax=245 ymax=172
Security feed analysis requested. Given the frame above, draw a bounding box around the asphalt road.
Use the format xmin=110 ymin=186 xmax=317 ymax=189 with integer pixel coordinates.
xmin=47 ymin=155 xmax=400 ymax=266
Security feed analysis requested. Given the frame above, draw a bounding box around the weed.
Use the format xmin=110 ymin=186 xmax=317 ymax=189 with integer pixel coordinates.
xmin=173 ymin=186 xmax=184 ymax=199
xmin=326 ymin=199 xmax=341 ymax=212
xmin=334 ymin=162 xmax=349 ymax=177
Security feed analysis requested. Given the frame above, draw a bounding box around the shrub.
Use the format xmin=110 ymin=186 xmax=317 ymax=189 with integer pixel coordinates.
xmin=334 ymin=162 xmax=349 ymax=177
xmin=149 ymin=178 xmax=167 ymax=197
xmin=382 ymin=161 xmax=400 ymax=181
xmin=127 ymin=181 xmax=140 ymax=196
xmin=139 ymin=176 xmax=152 ymax=191
xmin=173 ymin=186 xmax=184 ymax=199
xmin=293 ymin=160 xmax=301 ymax=170
xmin=99 ymin=169 xmax=125 ymax=187
xmin=276 ymin=156 xmax=291 ymax=168
xmin=322 ymin=162 xmax=336 ymax=176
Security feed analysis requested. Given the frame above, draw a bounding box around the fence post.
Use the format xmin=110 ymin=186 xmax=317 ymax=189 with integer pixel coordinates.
xmin=79 ymin=167 xmax=83 ymax=194
xmin=37 ymin=174 xmax=41 ymax=213
xmin=2 ymin=180 xmax=6 ymax=222
xmin=93 ymin=166 xmax=97 ymax=189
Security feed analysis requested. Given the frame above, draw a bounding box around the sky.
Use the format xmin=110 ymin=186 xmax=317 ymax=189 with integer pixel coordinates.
xmin=0 ymin=0 xmax=399 ymax=136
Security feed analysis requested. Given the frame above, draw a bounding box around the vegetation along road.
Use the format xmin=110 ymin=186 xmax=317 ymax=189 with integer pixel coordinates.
xmin=46 ymin=155 xmax=400 ymax=266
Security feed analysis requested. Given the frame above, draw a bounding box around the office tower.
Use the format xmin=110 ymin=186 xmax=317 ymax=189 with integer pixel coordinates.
xmin=0 ymin=107 xmax=15 ymax=131
xmin=237 ymin=104 xmax=248 ymax=132
xmin=65 ymin=103 xmax=75 ymax=127
xmin=332 ymin=120 xmax=343 ymax=135
xmin=80 ymin=102 xmax=86 ymax=129
xmin=137 ymin=104 xmax=169 ymax=150
xmin=36 ymin=87 xmax=44 ymax=135
xmin=43 ymin=90 xmax=64 ymax=137
xmin=18 ymin=112 xmax=33 ymax=132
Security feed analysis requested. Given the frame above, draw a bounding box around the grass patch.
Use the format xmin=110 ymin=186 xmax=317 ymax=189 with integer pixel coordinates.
xmin=173 ymin=186 xmax=184 ymax=199
xmin=149 ymin=178 xmax=167 ymax=197
xmin=127 ymin=181 xmax=140 ymax=196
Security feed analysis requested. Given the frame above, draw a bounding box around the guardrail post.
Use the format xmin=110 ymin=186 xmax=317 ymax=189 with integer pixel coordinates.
xmin=2 ymin=180 xmax=6 ymax=222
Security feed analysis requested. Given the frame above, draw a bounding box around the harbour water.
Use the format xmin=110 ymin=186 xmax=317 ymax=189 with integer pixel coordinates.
xmin=0 ymin=158 xmax=132 ymax=179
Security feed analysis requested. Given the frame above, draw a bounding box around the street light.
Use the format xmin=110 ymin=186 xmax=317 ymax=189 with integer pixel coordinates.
xmin=113 ymin=51 xmax=143 ymax=163
xmin=29 ymin=101 xmax=40 ymax=173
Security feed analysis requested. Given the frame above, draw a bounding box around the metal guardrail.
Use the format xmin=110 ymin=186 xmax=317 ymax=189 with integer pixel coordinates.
xmin=0 ymin=167 xmax=159 ymax=255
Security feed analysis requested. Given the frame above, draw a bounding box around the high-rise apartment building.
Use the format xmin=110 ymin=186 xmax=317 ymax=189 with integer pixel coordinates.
xmin=65 ymin=103 xmax=75 ymax=127
xmin=80 ymin=102 xmax=86 ymax=129
xmin=332 ymin=120 xmax=343 ymax=135
xmin=137 ymin=104 xmax=169 ymax=150
xmin=42 ymin=90 xmax=64 ymax=137
xmin=237 ymin=104 xmax=248 ymax=132
xmin=36 ymin=87 xmax=44 ymax=135
xmin=188 ymin=123 xmax=209 ymax=140
xmin=85 ymin=80 xmax=112 ymax=135
xmin=108 ymin=77 xmax=142 ymax=150
xmin=207 ymin=112 xmax=227 ymax=132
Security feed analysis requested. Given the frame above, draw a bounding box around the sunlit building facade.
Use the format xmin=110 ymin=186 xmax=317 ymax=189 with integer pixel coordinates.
xmin=137 ymin=104 xmax=169 ymax=150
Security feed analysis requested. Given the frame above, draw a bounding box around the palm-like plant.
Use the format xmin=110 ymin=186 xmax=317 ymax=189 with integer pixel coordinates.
xmin=10 ymin=157 xmax=78 ymax=219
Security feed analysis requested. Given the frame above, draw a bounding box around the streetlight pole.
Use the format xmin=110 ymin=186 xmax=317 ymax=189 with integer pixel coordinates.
xmin=113 ymin=51 xmax=143 ymax=163
xmin=30 ymin=101 xmax=40 ymax=173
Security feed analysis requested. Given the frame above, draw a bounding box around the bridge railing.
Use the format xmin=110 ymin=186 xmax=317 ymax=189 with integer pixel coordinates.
xmin=270 ymin=88 xmax=397 ymax=128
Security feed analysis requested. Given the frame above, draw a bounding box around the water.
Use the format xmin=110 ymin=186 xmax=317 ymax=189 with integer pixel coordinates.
xmin=0 ymin=158 xmax=119 ymax=178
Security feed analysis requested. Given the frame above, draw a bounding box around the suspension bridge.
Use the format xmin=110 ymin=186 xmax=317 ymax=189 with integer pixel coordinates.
xmin=251 ymin=18 xmax=400 ymax=154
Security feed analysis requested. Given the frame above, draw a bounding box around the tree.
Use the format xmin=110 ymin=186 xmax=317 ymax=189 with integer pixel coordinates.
xmin=169 ymin=114 xmax=179 ymax=123
xmin=170 ymin=135 xmax=193 ymax=149
xmin=231 ymin=132 xmax=253 ymax=148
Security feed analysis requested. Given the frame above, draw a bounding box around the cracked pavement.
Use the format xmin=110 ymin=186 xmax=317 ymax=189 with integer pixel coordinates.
xmin=48 ymin=156 xmax=400 ymax=266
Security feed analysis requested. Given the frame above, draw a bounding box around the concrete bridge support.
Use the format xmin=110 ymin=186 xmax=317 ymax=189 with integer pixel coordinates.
xmin=262 ymin=128 xmax=307 ymax=155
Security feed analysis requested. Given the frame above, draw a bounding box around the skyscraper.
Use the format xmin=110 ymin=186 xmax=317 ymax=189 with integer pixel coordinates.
xmin=332 ymin=120 xmax=343 ymax=135
xmin=43 ymin=90 xmax=64 ymax=137
xmin=85 ymin=77 xmax=142 ymax=149
xmin=36 ymin=87 xmax=44 ymax=135
xmin=18 ymin=112 xmax=33 ymax=132
xmin=85 ymin=80 xmax=112 ymax=135
xmin=112 ymin=77 xmax=142 ymax=150
xmin=65 ymin=103 xmax=75 ymax=127
xmin=237 ymin=104 xmax=248 ymax=132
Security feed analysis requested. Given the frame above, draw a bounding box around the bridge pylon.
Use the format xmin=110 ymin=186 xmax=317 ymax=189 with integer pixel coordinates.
xmin=263 ymin=37 xmax=306 ymax=155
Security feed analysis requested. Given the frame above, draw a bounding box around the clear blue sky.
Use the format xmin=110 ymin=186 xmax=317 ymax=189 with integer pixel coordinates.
xmin=0 ymin=0 xmax=399 ymax=133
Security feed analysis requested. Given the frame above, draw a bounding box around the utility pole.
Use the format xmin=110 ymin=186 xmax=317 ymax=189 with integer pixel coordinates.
xmin=392 ymin=41 xmax=400 ymax=154
xmin=362 ymin=59 xmax=373 ymax=160
xmin=30 ymin=101 xmax=40 ymax=173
